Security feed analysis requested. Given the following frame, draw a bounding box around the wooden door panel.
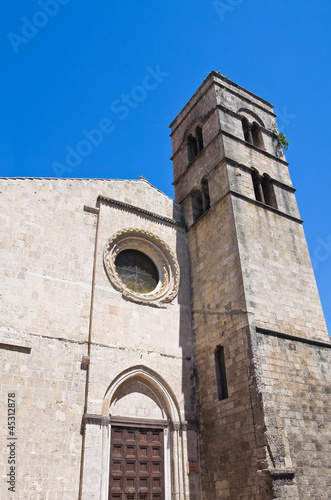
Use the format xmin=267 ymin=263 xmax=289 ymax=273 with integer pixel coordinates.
xmin=109 ymin=426 xmax=164 ymax=500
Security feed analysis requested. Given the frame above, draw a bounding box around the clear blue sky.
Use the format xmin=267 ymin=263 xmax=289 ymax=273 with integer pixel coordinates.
xmin=2 ymin=0 xmax=330 ymax=334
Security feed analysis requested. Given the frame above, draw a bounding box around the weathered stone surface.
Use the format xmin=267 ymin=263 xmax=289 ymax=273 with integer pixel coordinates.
xmin=0 ymin=178 xmax=199 ymax=499
xmin=170 ymin=71 xmax=330 ymax=499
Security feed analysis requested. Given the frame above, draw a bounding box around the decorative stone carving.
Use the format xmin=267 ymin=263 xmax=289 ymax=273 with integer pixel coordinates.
xmin=104 ymin=228 xmax=180 ymax=306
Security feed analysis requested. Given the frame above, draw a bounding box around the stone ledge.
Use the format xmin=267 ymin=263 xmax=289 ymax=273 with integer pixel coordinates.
xmin=221 ymin=129 xmax=288 ymax=165
xmin=83 ymin=414 xmax=110 ymax=427
xmin=256 ymin=327 xmax=331 ymax=349
xmin=230 ymin=191 xmax=303 ymax=224
xmin=259 ymin=468 xmax=296 ymax=479
xmin=0 ymin=342 xmax=31 ymax=354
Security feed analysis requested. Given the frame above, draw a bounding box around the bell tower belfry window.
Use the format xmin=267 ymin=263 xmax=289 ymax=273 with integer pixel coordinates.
xmin=191 ymin=188 xmax=204 ymax=222
xmin=186 ymin=125 xmax=204 ymax=165
xmin=242 ymin=116 xmax=265 ymax=149
xmin=251 ymin=168 xmax=277 ymax=208
xmin=190 ymin=177 xmax=211 ymax=223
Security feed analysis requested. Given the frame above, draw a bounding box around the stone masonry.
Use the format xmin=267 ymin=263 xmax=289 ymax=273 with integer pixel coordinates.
xmin=170 ymin=72 xmax=331 ymax=499
xmin=0 ymin=179 xmax=200 ymax=499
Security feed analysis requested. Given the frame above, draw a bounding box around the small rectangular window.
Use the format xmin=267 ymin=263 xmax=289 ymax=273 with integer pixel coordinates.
xmin=215 ymin=346 xmax=228 ymax=400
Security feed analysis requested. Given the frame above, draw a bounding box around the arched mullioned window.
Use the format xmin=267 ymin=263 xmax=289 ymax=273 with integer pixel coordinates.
xmin=187 ymin=125 xmax=204 ymax=164
xmin=242 ymin=117 xmax=264 ymax=149
xmin=251 ymin=169 xmax=277 ymax=208
xmin=191 ymin=177 xmax=211 ymax=223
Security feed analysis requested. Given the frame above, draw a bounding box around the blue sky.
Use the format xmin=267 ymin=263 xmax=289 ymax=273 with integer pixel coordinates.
xmin=2 ymin=0 xmax=330 ymax=333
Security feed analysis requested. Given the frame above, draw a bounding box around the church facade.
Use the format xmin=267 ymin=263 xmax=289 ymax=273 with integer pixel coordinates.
xmin=1 ymin=72 xmax=330 ymax=500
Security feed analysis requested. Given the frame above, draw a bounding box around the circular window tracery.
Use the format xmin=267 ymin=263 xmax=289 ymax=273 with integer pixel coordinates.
xmin=115 ymin=249 xmax=159 ymax=294
xmin=104 ymin=228 xmax=180 ymax=306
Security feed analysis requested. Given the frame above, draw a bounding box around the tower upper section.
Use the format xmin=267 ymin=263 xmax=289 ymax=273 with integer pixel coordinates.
xmin=170 ymin=72 xmax=328 ymax=341
xmin=169 ymin=72 xmax=299 ymax=227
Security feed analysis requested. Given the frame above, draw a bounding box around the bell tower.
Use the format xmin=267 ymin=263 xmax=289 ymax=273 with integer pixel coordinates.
xmin=170 ymin=72 xmax=330 ymax=499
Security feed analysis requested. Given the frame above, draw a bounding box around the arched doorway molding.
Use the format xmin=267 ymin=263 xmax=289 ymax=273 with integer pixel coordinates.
xmin=103 ymin=365 xmax=182 ymax=424
xmin=101 ymin=365 xmax=189 ymax=500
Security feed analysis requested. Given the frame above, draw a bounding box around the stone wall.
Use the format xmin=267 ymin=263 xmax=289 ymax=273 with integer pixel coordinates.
xmin=255 ymin=331 xmax=331 ymax=499
xmin=187 ymin=195 xmax=271 ymax=499
xmin=233 ymin=195 xmax=328 ymax=341
xmin=170 ymin=71 xmax=330 ymax=499
xmin=0 ymin=178 xmax=200 ymax=499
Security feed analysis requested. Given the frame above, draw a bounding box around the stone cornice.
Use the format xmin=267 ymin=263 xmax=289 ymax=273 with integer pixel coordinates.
xmin=83 ymin=414 xmax=110 ymax=427
xmin=221 ymin=130 xmax=288 ymax=165
xmin=230 ymin=191 xmax=303 ymax=224
xmin=172 ymin=129 xmax=289 ymax=188
xmin=98 ymin=195 xmax=185 ymax=228
xmin=0 ymin=342 xmax=31 ymax=354
xmin=187 ymin=189 xmax=303 ymax=230
xmin=256 ymin=327 xmax=331 ymax=349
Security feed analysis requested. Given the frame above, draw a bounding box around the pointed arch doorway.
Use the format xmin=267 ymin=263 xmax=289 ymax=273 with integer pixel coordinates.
xmin=103 ymin=366 xmax=188 ymax=500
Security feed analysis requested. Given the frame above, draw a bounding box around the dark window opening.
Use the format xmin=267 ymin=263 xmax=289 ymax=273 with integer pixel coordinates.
xmin=187 ymin=135 xmax=198 ymax=164
xmin=191 ymin=189 xmax=204 ymax=222
xmin=196 ymin=126 xmax=204 ymax=154
xmin=262 ymin=174 xmax=277 ymax=209
xmin=251 ymin=122 xmax=264 ymax=149
xmin=251 ymin=169 xmax=278 ymax=208
xmin=242 ymin=117 xmax=264 ymax=149
xmin=251 ymin=169 xmax=265 ymax=203
xmin=187 ymin=126 xmax=204 ymax=165
xmin=191 ymin=175 xmax=212 ymax=223
xmin=215 ymin=346 xmax=228 ymax=401
xmin=201 ymin=177 xmax=211 ymax=212
xmin=242 ymin=117 xmax=253 ymax=144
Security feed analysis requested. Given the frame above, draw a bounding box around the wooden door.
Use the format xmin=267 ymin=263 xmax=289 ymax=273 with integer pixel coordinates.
xmin=109 ymin=425 xmax=164 ymax=500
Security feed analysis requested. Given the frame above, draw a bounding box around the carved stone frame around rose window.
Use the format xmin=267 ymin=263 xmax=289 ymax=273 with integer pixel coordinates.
xmin=103 ymin=228 xmax=180 ymax=307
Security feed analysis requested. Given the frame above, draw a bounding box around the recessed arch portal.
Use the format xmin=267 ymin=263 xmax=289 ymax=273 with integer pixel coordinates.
xmin=103 ymin=365 xmax=181 ymax=424
xmin=103 ymin=366 xmax=187 ymax=500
